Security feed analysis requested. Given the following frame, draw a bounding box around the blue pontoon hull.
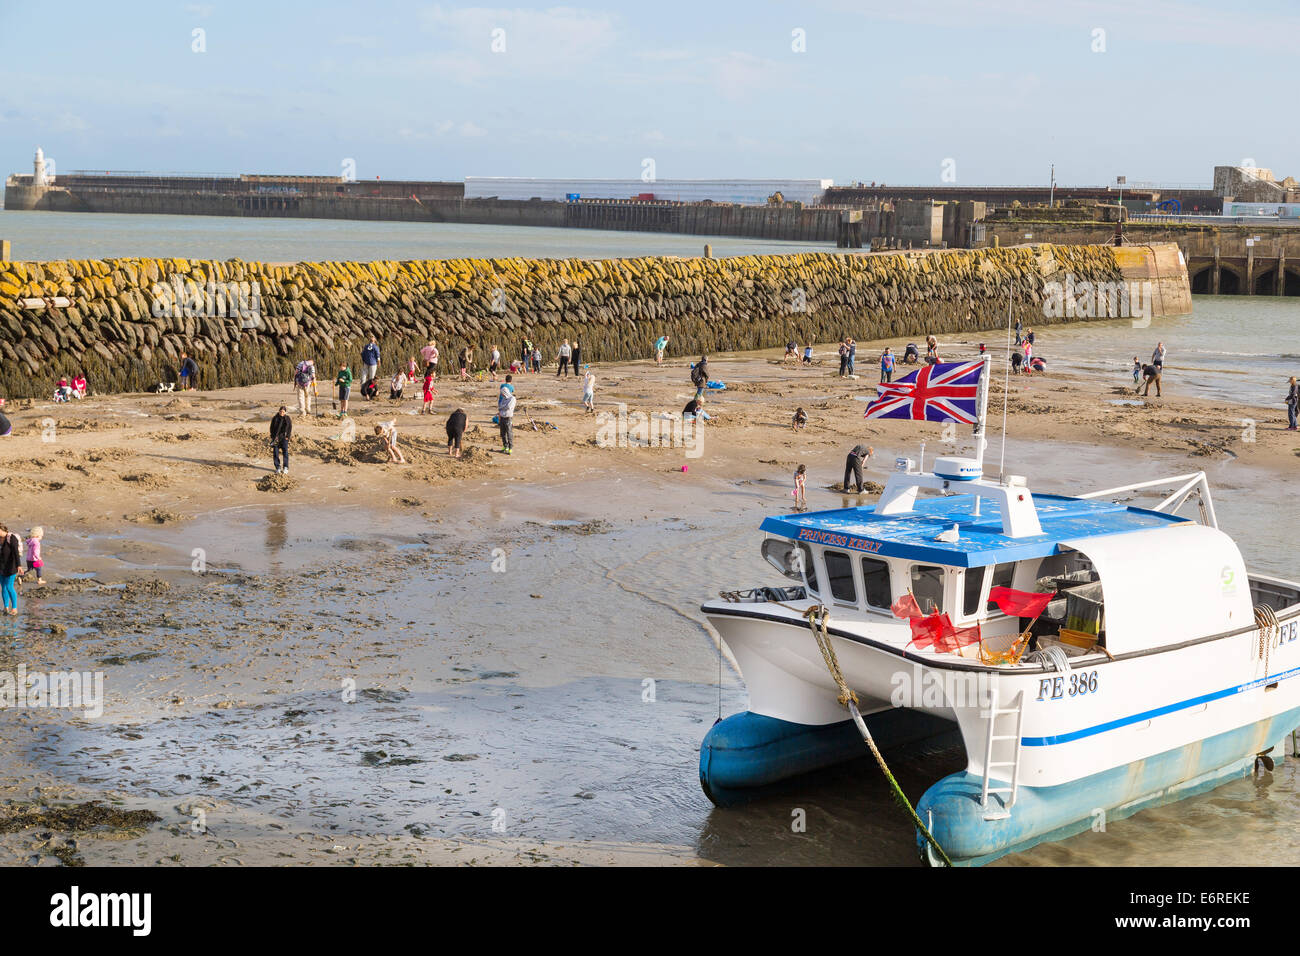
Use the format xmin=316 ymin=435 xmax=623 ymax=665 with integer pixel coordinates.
xmin=916 ymin=706 xmax=1300 ymax=866
xmin=699 ymin=708 xmax=959 ymax=807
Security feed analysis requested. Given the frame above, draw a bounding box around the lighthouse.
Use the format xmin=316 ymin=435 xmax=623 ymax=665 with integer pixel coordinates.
xmin=33 ymin=147 xmax=49 ymax=186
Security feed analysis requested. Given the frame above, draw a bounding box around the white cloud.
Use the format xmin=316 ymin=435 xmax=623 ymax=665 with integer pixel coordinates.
xmin=636 ymin=49 xmax=692 ymax=62
xmin=816 ymin=0 xmax=1300 ymax=51
xmin=713 ymin=52 xmax=783 ymax=101
xmin=334 ymin=35 xmax=381 ymax=49
xmin=419 ymin=4 xmax=617 ymax=68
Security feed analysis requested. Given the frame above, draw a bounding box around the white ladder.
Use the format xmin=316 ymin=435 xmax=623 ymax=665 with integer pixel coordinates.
xmin=980 ymin=689 xmax=1025 ymax=820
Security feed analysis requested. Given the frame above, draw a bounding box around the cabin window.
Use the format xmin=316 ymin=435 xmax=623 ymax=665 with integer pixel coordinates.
xmin=963 ymin=567 xmax=986 ymax=617
xmin=910 ymin=565 xmax=945 ymax=614
xmin=795 ymin=542 xmax=819 ymax=593
xmin=823 ymin=550 xmax=857 ymax=605
xmin=985 ymin=562 xmax=1016 ymax=614
xmin=763 ymin=538 xmax=804 ymax=580
xmin=861 ymin=557 xmax=892 ymax=610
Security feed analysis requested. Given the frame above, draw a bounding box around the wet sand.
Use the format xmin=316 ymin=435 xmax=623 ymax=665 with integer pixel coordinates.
xmin=0 ymin=332 xmax=1296 ymax=866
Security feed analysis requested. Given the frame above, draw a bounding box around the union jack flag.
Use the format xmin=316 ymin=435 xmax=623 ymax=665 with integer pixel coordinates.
xmin=864 ymin=360 xmax=984 ymax=423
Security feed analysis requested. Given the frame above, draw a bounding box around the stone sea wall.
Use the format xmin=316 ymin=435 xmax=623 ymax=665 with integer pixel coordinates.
xmin=0 ymin=244 xmax=1188 ymax=398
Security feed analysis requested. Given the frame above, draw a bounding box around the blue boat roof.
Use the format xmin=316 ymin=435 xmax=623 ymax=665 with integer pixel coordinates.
xmin=759 ymin=494 xmax=1189 ymax=568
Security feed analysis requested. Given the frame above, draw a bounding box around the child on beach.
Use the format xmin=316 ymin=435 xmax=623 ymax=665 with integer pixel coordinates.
xmin=532 ymin=346 xmax=542 ymax=374
xmin=802 ymin=343 xmax=813 ymax=365
xmin=54 ymin=376 xmax=72 ymax=402
xmin=792 ymin=407 xmax=807 ymax=431
xmin=72 ymin=374 xmax=87 ymax=399
xmin=25 ymin=527 xmax=45 ymax=586
xmin=489 ymin=346 xmax=501 ymax=382
xmin=582 ymin=369 xmax=596 ymax=412
xmin=421 ymin=375 xmax=435 ymax=414
xmin=335 ymin=364 xmax=352 ymax=416
xmin=389 ymin=370 xmax=407 ymax=400
xmin=793 ymin=465 xmax=807 ymax=512
xmin=375 ymin=421 xmax=405 ymax=463
xmin=925 ymin=335 xmax=940 ymax=365
xmin=459 ymin=346 xmax=473 ymax=381
xmin=1132 ymin=357 xmax=1142 ymax=384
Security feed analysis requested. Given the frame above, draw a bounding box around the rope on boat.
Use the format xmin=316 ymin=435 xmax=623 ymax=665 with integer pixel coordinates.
xmin=1024 ymin=644 xmax=1071 ymax=673
xmin=1254 ymin=604 xmax=1281 ymax=677
xmin=800 ymin=604 xmax=954 ymax=867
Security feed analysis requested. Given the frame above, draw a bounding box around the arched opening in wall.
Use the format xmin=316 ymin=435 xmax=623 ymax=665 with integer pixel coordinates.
xmin=1218 ymin=267 xmax=1242 ymax=295
xmin=1253 ymin=268 xmax=1278 ymax=295
xmin=1190 ymin=266 xmax=1213 ymax=294
xmin=1285 ymin=267 xmax=1300 ymax=296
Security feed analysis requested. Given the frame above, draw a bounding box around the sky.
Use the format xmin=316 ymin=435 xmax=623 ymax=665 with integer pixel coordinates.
xmin=0 ymin=0 xmax=1296 ymax=188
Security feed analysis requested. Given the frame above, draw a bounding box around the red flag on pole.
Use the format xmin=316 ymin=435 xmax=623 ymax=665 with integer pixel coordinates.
xmin=891 ymin=593 xmax=923 ymax=619
xmin=908 ymin=611 xmax=947 ymax=648
xmin=908 ymin=612 xmax=982 ymax=654
xmin=988 ymin=586 xmax=1056 ymax=618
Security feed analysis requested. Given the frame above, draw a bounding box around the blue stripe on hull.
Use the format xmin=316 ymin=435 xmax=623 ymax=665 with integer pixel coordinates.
xmin=917 ymin=706 xmax=1300 ymax=866
xmin=700 ymin=708 xmax=959 ymax=807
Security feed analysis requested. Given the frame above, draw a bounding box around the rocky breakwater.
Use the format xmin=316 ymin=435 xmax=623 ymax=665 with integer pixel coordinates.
xmin=0 ymin=244 xmax=1187 ymax=398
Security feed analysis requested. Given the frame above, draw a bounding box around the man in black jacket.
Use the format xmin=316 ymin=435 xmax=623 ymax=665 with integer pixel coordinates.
xmin=843 ymin=443 xmax=874 ymax=494
xmin=691 ymin=356 xmax=708 ymax=400
xmin=270 ymin=406 xmax=293 ymax=474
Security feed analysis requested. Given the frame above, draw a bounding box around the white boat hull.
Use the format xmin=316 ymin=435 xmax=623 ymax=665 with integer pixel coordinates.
xmin=702 ymin=590 xmax=1300 ymax=863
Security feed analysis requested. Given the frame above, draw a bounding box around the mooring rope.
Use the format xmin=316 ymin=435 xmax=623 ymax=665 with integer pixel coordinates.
xmin=1254 ymin=604 xmax=1280 ymax=677
xmin=801 ymin=604 xmax=954 ymax=867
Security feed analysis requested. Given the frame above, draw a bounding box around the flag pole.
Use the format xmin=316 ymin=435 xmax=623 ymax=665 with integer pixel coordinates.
xmin=973 ymin=352 xmax=992 ymax=473
xmin=971 ymin=352 xmax=992 ymax=517
xmin=998 ymin=281 xmax=1014 ymax=480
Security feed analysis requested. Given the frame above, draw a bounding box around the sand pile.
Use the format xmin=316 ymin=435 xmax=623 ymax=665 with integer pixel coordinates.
xmin=256 ymin=473 xmax=297 ymax=492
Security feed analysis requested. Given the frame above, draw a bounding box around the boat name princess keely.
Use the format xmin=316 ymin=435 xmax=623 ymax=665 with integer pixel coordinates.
xmin=796 ymin=528 xmax=885 ymax=552
xmin=49 ymin=886 xmax=151 ymax=936
xmin=699 ymin=354 xmax=1300 ymax=865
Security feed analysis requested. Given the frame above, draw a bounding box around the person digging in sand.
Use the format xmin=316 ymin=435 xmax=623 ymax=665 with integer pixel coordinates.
xmin=375 ymin=420 xmax=405 ymax=463
xmin=842 ymin=444 xmax=874 ymax=494
xmin=446 ymin=407 xmax=467 ymax=458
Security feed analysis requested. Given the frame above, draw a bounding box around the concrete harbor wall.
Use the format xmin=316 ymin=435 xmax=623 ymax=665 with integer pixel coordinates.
xmin=983 ymin=221 xmax=1300 ymax=296
xmin=0 ymin=243 xmax=1188 ymax=398
xmin=3 ymin=182 xmax=850 ymax=243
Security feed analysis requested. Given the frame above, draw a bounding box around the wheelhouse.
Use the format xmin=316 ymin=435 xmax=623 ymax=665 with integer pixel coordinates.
xmin=758 ymin=488 xmax=1254 ymax=659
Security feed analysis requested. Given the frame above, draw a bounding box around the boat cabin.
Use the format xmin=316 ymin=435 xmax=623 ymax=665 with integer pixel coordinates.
xmin=758 ymin=485 xmax=1256 ymax=660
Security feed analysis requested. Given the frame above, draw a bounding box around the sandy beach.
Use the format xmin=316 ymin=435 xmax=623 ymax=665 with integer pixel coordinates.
xmin=0 ymin=329 xmax=1296 ymax=866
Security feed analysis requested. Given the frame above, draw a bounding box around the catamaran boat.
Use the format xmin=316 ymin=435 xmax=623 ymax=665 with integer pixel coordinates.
xmin=699 ymin=356 xmax=1300 ymax=865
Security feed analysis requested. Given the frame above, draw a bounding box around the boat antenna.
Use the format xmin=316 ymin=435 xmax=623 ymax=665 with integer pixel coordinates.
xmin=998 ymin=280 xmax=1013 ymax=480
